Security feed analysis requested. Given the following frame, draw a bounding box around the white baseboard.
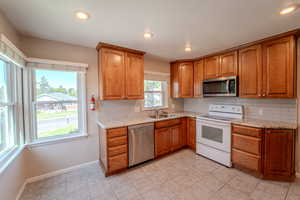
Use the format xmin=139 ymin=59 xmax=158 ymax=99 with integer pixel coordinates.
xmin=27 ymin=160 xmax=98 ymax=183
xmin=16 ymin=160 xmax=98 ymax=200
xmin=16 ymin=180 xmax=28 ymax=200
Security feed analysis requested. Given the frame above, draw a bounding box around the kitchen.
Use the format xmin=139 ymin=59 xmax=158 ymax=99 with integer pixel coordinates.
xmin=0 ymin=1 xmax=300 ymax=200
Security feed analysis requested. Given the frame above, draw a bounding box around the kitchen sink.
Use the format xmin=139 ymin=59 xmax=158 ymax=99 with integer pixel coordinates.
xmin=149 ymin=113 xmax=177 ymax=119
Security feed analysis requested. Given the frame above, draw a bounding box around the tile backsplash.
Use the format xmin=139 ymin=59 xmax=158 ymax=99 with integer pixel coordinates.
xmin=184 ymin=98 xmax=297 ymax=123
xmin=97 ymin=98 xmax=184 ymax=121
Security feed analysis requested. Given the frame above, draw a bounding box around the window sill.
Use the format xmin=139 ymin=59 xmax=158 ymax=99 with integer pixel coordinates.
xmin=0 ymin=145 xmax=26 ymax=175
xmin=27 ymin=133 xmax=88 ymax=148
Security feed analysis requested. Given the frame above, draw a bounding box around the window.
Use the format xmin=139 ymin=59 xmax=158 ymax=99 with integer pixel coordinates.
xmin=30 ymin=69 xmax=86 ymax=141
xmin=144 ymin=80 xmax=168 ymax=109
xmin=0 ymin=59 xmax=20 ymax=156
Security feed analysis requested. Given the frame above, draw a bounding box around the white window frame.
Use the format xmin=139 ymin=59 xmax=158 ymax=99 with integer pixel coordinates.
xmin=143 ymin=79 xmax=168 ymax=110
xmin=0 ymin=57 xmax=24 ymax=164
xmin=25 ymin=68 xmax=87 ymax=146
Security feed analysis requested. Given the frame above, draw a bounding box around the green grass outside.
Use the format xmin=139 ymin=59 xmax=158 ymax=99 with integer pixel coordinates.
xmin=37 ymin=110 xmax=77 ymax=120
xmin=38 ymin=125 xmax=78 ymax=138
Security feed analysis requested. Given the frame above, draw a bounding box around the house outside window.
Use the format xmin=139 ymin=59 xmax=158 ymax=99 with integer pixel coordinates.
xmin=144 ymin=80 xmax=168 ymax=110
xmin=27 ymin=67 xmax=87 ymax=143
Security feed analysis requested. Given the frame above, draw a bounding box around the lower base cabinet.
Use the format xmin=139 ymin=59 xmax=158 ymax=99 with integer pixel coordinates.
xmin=232 ymin=124 xmax=295 ymax=182
xmin=155 ymin=118 xmax=186 ymax=157
xmin=187 ymin=117 xmax=196 ymax=150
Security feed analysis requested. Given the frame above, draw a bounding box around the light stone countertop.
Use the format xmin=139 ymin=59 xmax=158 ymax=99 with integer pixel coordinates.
xmin=232 ymin=118 xmax=297 ymax=129
xmin=97 ymin=112 xmax=298 ymax=130
xmin=96 ymin=112 xmax=202 ymax=129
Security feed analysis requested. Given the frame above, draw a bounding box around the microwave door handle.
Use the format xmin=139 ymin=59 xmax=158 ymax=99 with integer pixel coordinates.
xmin=226 ymin=80 xmax=230 ymax=93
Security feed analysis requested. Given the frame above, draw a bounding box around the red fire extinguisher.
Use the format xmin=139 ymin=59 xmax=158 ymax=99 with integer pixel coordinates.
xmin=90 ymin=95 xmax=96 ymax=111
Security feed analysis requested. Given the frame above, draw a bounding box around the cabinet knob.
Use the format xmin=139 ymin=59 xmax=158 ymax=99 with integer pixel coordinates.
xmin=263 ymin=94 xmax=266 ymax=97
xmin=258 ymin=94 xmax=262 ymax=97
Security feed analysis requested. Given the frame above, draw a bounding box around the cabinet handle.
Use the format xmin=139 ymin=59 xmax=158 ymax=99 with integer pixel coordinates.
xmin=258 ymin=94 xmax=261 ymax=97
xmin=262 ymin=94 xmax=266 ymax=97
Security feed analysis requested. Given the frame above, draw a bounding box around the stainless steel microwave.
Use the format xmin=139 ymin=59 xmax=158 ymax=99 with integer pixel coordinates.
xmin=203 ymin=76 xmax=237 ymax=97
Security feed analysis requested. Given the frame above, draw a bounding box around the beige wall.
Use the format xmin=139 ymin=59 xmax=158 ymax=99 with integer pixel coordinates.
xmin=0 ymin=9 xmax=20 ymax=46
xmin=20 ymin=35 xmax=100 ymax=178
xmin=0 ymin=11 xmax=27 ymax=200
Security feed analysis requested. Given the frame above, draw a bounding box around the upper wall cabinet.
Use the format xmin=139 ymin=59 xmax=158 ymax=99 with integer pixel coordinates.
xmin=193 ymin=60 xmax=204 ymax=97
xmin=171 ymin=62 xmax=194 ymax=98
xmin=239 ymin=45 xmax=263 ymax=98
xmin=204 ymin=56 xmax=219 ymax=79
xmin=97 ymin=43 xmax=145 ymax=100
xmin=262 ymin=36 xmax=295 ymax=98
xmin=204 ymin=51 xmax=238 ymax=80
xmin=239 ymin=36 xmax=296 ymax=98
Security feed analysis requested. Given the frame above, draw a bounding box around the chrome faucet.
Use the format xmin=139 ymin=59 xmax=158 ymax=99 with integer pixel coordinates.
xmin=154 ymin=109 xmax=162 ymax=118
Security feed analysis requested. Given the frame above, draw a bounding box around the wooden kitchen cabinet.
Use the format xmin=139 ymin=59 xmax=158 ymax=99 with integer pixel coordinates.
xmin=204 ymin=56 xmax=219 ymax=79
xmin=264 ymin=129 xmax=295 ymax=181
xmin=99 ymin=127 xmax=128 ymax=176
xmin=155 ymin=127 xmax=171 ymax=157
xmin=232 ymin=124 xmax=296 ymax=182
xmin=97 ymin=43 xmax=145 ymax=100
xmin=155 ymin=118 xmax=186 ymax=157
xmin=219 ymin=51 xmax=238 ymax=77
xmin=239 ymin=36 xmax=296 ymax=98
xmin=239 ymin=45 xmax=263 ymax=98
xmin=193 ymin=60 xmax=204 ymax=97
xmin=204 ymin=51 xmax=237 ymax=80
xmin=170 ymin=125 xmax=182 ymax=151
xmin=125 ymin=52 xmax=144 ymax=99
xmin=171 ymin=62 xmax=194 ymax=98
xmin=187 ymin=117 xmax=196 ymax=150
xmin=262 ymin=36 xmax=296 ymax=98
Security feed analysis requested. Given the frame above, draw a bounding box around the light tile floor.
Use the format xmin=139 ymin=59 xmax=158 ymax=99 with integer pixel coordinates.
xmin=20 ymin=149 xmax=300 ymax=200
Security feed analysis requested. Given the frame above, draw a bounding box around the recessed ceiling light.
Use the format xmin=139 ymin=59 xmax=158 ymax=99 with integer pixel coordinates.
xmin=144 ymin=32 xmax=153 ymax=39
xmin=280 ymin=5 xmax=298 ymax=15
xmin=76 ymin=11 xmax=90 ymax=20
xmin=185 ymin=46 xmax=192 ymax=52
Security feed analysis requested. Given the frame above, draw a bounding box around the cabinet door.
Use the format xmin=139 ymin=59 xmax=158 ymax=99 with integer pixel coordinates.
xmin=100 ymin=48 xmax=125 ymax=100
xmin=193 ymin=60 xmax=204 ymax=97
xmin=187 ymin=118 xmax=196 ymax=150
xmin=170 ymin=125 xmax=182 ymax=151
xmin=179 ymin=62 xmax=194 ymax=98
xmin=204 ymin=56 xmax=219 ymax=79
xmin=155 ymin=128 xmax=170 ymax=157
xmin=262 ymin=36 xmax=295 ymax=98
xmin=125 ymin=53 xmax=144 ymax=99
xmin=264 ymin=129 xmax=294 ymax=178
xmin=219 ymin=51 xmax=238 ymax=77
xmin=171 ymin=63 xmax=180 ymax=98
xmin=239 ymin=45 xmax=263 ymax=98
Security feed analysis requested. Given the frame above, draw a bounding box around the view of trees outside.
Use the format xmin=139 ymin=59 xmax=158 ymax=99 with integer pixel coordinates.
xmin=35 ymin=70 xmax=78 ymax=139
xmin=144 ymin=80 xmax=164 ymax=108
xmin=0 ymin=61 xmax=8 ymax=153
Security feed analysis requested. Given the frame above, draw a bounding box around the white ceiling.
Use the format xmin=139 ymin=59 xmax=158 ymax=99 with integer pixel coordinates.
xmin=1 ymin=0 xmax=300 ymax=61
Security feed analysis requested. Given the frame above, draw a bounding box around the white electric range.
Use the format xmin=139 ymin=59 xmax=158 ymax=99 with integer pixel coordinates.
xmin=196 ymin=104 xmax=243 ymax=167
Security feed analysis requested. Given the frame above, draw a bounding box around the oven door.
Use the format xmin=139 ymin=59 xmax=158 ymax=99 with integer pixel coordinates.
xmin=196 ymin=119 xmax=231 ymax=152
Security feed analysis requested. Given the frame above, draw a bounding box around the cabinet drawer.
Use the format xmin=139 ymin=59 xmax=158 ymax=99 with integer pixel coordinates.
xmin=107 ymin=127 xmax=127 ymax=138
xmin=108 ymin=145 xmax=127 ymax=157
xmin=232 ymin=134 xmax=261 ymax=155
xmin=108 ymin=153 xmax=128 ymax=172
xmin=232 ymin=125 xmax=262 ymax=138
xmin=155 ymin=118 xmax=181 ymax=129
xmin=232 ymin=149 xmax=261 ymax=172
xmin=108 ymin=136 xmax=127 ymax=147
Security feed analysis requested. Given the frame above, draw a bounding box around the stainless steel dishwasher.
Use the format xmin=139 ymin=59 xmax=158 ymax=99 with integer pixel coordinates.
xmin=128 ymin=123 xmax=154 ymax=167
